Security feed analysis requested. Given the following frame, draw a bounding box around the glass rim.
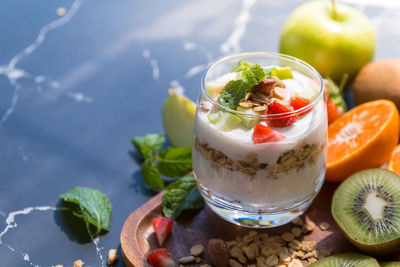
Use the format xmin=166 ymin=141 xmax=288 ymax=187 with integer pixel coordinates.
xmin=200 ymin=52 xmax=324 ymax=119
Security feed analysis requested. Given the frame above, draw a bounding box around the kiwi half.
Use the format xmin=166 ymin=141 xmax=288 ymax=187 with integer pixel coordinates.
xmin=332 ymin=169 xmax=400 ymax=255
xmin=308 ymin=253 xmax=379 ymax=267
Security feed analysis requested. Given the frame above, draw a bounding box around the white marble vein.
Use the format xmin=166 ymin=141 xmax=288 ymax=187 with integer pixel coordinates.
xmin=0 ymin=206 xmax=56 ymax=267
xmin=183 ymin=42 xmax=213 ymax=79
xmin=142 ymin=49 xmax=160 ymax=80
xmin=67 ymin=92 xmax=94 ymax=103
xmin=91 ymin=237 xmax=105 ymax=267
xmin=170 ymin=80 xmax=185 ymax=95
xmin=220 ymin=0 xmax=256 ymax=55
xmin=0 ymin=0 xmax=83 ymax=129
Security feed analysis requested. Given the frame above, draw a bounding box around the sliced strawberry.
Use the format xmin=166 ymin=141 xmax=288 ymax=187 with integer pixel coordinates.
xmin=290 ymin=96 xmax=312 ymax=115
xmin=147 ymin=248 xmax=175 ymax=267
xmin=152 ymin=217 xmax=173 ymax=246
xmin=266 ymin=101 xmax=297 ymax=127
xmin=252 ymin=123 xmax=285 ymax=144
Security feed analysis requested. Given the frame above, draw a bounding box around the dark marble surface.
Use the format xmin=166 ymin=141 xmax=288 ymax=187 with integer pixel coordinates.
xmin=1 ymin=0 xmax=400 ymax=266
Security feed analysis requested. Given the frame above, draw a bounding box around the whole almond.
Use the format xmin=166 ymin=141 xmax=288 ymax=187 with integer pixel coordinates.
xmin=208 ymin=238 xmax=229 ymax=267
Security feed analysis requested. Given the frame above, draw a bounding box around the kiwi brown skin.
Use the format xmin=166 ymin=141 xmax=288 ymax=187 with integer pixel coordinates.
xmin=332 ymin=169 xmax=400 ymax=256
xmin=352 ymin=59 xmax=400 ymax=113
xmin=380 ymin=262 xmax=400 ymax=267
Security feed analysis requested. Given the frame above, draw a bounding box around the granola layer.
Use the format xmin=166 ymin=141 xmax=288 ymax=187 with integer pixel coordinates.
xmin=195 ymin=137 xmax=322 ymax=179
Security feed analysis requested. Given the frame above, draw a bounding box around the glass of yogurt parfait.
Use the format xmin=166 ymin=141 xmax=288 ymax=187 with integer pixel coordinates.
xmin=193 ymin=52 xmax=327 ymax=227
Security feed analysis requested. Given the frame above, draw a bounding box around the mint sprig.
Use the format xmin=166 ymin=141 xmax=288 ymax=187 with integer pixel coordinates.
xmin=162 ymin=176 xmax=204 ymax=219
xmin=59 ymin=186 xmax=112 ymax=237
xmin=132 ymin=134 xmax=193 ymax=190
xmin=219 ymin=60 xmax=267 ymax=109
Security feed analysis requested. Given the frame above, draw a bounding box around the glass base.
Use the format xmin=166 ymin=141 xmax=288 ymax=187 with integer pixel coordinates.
xmin=197 ymin=173 xmax=325 ymax=228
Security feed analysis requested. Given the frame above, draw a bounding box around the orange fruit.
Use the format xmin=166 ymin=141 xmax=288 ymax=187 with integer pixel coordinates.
xmin=387 ymin=144 xmax=400 ymax=175
xmin=326 ymin=99 xmax=399 ymax=182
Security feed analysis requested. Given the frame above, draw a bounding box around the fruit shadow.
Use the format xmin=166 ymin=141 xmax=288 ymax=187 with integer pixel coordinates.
xmin=53 ymin=200 xmax=106 ymax=244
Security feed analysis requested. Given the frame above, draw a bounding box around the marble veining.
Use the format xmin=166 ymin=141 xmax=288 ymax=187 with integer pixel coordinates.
xmin=142 ymin=49 xmax=160 ymax=81
xmin=0 ymin=0 xmax=83 ymax=129
xmin=0 ymin=206 xmax=57 ymax=267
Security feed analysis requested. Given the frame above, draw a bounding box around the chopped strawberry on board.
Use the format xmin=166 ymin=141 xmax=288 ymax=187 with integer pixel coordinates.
xmin=252 ymin=123 xmax=286 ymax=144
xmin=290 ymin=96 xmax=312 ymax=116
xmin=266 ymin=101 xmax=297 ymax=127
xmin=147 ymin=248 xmax=175 ymax=267
xmin=152 ymin=217 xmax=173 ymax=246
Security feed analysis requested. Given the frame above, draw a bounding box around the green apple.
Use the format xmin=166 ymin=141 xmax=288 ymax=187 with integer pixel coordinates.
xmin=162 ymin=89 xmax=196 ymax=147
xmin=279 ymin=1 xmax=375 ymax=82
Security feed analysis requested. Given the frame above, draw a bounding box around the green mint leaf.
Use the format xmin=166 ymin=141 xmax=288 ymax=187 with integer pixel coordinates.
xmin=132 ymin=134 xmax=165 ymax=157
xmin=231 ymin=60 xmax=252 ymax=72
xmin=59 ymin=186 xmax=112 ymax=237
xmin=141 ymin=157 xmax=164 ymax=190
xmin=162 ymin=176 xmax=204 ymax=219
xmin=327 ymin=77 xmax=347 ymax=111
xmin=242 ymin=63 xmax=265 ymax=85
xmin=157 ymin=147 xmax=192 ymax=177
xmin=264 ymin=67 xmax=273 ymax=78
xmin=220 ymin=61 xmax=266 ymax=109
xmin=219 ymin=80 xmax=248 ymax=109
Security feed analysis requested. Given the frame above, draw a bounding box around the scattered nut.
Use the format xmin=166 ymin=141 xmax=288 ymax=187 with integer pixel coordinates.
xmin=178 ymin=256 xmax=195 ymax=264
xmin=239 ymin=101 xmax=253 ymax=108
xmin=281 ymin=232 xmax=294 ymax=242
xmin=308 ymin=257 xmax=318 ymax=264
xmin=253 ymin=106 xmax=267 ymax=113
xmin=319 ymin=222 xmax=330 ymax=231
xmin=200 ymin=265 xmax=211 ymax=267
xmin=107 ymin=249 xmax=118 ymax=265
xmin=291 ymin=227 xmax=302 ymax=237
xmin=73 ymin=260 xmax=84 ymax=267
xmin=208 ymin=238 xmax=230 ymax=267
xmin=195 ymin=257 xmax=202 ymax=263
xmin=190 ymin=244 xmax=204 ymax=256
xmin=291 ymin=217 xmax=304 ymax=226
xmin=288 ymin=258 xmax=304 ymax=267
xmin=229 ymin=259 xmax=242 ymax=267
xmin=302 ymin=220 xmax=316 ymax=233
xmin=265 ymin=255 xmax=278 ymax=266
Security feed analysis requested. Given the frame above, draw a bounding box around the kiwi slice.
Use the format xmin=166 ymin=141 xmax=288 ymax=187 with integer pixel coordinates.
xmin=308 ymin=253 xmax=379 ymax=267
xmin=332 ymin=169 xmax=400 ymax=255
xmin=380 ymin=262 xmax=400 ymax=267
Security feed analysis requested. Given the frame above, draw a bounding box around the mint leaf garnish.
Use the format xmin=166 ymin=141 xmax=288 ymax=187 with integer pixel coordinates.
xmin=219 ymin=80 xmax=247 ymax=109
xmin=142 ymin=157 xmax=164 ymax=190
xmin=220 ymin=60 xmax=266 ymax=109
xmin=157 ymin=147 xmax=192 ymax=177
xmin=59 ymin=187 xmax=112 ymax=237
xmin=162 ymin=176 xmax=204 ymax=219
xmin=131 ymin=134 xmax=194 ymax=190
xmin=132 ymin=134 xmax=165 ymax=157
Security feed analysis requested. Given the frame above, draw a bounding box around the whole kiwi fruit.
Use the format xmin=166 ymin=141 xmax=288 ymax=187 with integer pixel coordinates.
xmin=332 ymin=168 xmax=400 ymax=255
xmin=352 ymin=59 xmax=400 ymax=111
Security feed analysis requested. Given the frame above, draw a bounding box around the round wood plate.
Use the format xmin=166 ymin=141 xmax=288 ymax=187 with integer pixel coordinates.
xmin=120 ymin=183 xmax=400 ymax=267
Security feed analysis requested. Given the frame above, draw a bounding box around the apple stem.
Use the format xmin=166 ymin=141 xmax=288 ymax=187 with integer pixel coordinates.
xmin=331 ymin=0 xmax=338 ymax=20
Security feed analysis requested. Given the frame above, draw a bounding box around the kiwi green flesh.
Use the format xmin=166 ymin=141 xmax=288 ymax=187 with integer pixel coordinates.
xmin=308 ymin=253 xmax=379 ymax=267
xmin=332 ymin=169 xmax=400 ymax=246
xmin=380 ymin=262 xmax=400 ymax=267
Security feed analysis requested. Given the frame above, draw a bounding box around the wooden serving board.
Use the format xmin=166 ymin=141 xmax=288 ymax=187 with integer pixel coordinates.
xmin=120 ymin=182 xmax=400 ymax=267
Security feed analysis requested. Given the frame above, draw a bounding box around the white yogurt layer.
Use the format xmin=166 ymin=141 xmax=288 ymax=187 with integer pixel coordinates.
xmin=193 ymin=69 xmax=327 ymax=207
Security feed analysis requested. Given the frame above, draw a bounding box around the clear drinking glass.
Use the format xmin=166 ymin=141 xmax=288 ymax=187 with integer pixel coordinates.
xmin=192 ymin=52 xmax=327 ymax=227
